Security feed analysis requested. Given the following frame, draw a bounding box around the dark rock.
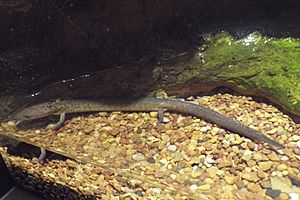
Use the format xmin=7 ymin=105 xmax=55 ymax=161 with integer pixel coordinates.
xmin=266 ymin=189 xmax=281 ymax=198
xmin=146 ymin=157 xmax=156 ymax=164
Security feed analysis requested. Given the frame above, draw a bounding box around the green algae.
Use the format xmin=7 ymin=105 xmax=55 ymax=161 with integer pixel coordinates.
xmin=179 ymin=32 xmax=300 ymax=115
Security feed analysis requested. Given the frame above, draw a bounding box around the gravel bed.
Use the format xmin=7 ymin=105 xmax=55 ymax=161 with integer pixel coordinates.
xmin=1 ymin=93 xmax=300 ymax=199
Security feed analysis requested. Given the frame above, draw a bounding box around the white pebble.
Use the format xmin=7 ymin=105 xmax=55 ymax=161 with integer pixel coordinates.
xmin=200 ymin=126 xmax=209 ymax=132
xmin=289 ymin=193 xmax=299 ymax=200
xmin=7 ymin=121 xmax=15 ymax=126
xmin=189 ymin=184 xmax=198 ymax=191
xmin=162 ymin=117 xmax=170 ymax=123
xmin=151 ymin=188 xmax=162 ymax=194
xmin=281 ymin=155 xmax=289 ymax=161
xmin=167 ymin=144 xmax=177 ymax=152
xmin=205 ymin=156 xmax=215 ymax=164
xmin=160 ymin=158 xmax=168 ymax=165
xmin=132 ymin=153 xmax=145 ymax=161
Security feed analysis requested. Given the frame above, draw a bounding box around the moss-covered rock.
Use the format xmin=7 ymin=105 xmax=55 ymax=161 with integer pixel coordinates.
xmin=177 ymin=32 xmax=300 ymax=115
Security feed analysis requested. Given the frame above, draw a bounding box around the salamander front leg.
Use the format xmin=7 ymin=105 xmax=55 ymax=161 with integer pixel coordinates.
xmin=48 ymin=112 xmax=66 ymax=130
xmin=38 ymin=147 xmax=47 ymax=162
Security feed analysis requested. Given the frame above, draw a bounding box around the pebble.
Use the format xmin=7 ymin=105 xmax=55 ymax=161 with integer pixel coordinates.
xmin=268 ymin=152 xmax=280 ymax=161
xmin=290 ymin=193 xmax=300 ymax=200
xmin=279 ymin=193 xmax=290 ymax=200
xmin=281 ymin=155 xmax=289 ymax=161
xmin=241 ymin=150 xmax=252 ymax=161
xmin=146 ymin=157 xmax=156 ymax=164
xmin=265 ymin=189 xmax=281 ymax=198
xmin=260 ymin=180 xmax=271 ymax=188
xmin=277 ymin=164 xmax=288 ymax=171
xmin=7 ymin=121 xmax=15 ymax=126
xmin=154 ymin=171 xmax=165 ymax=178
xmin=257 ymin=170 xmax=266 ymax=179
xmin=191 ymin=169 xmax=203 ymax=178
xmin=253 ymin=152 xmax=269 ymax=161
xmin=189 ymin=184 xmax=198 ymax=191
xmin=159 ymin=158 xmax=168 ymax=165
xmin=206 ymin=167 xmax=219 ymax=178
xmin=247 ymin=182 xmax=262 ymax=192
xmin=247 ymin=142 xmax=256 ymax=150
xmin=289 ymin=175 xmax=300 ymax=187
xmin=210 ymin=127 xmax=220 ymax=135
xmin=235 ymin=180 xmax=245 ymax=189
xmin=217 ymin=159 xmax=232 ymax=168
xmin=205 ymin=156 xmax=215 ymax=164
xmin=149 ymin=112 xmax=157 ymax=118
xmin=241 ymin=172 xmax=260 ymax=182
xmin=197 ymin=184 xmax=211 ymax=191
xmin=293 ymin=148 xmax=300 ymax=155
xmin=224 ymin=175 xmax=237 ymax=185
xmin=232 ymin=134 xmax=244 ymax=145
xmin=135 ymin=191 xmax=144 ymax=197
xmin=271 ymin=176 xmax=298 ymax=193
xmin=258 ymin=161 xmax=273 ymax=171
xmin=167 ymin=144 xmax=177 ymax=152
xmin=132 ymin=153 xmax=145 ymax=161
xmin=150 ymin=188 xmax=162 ymax=194
xmin=291 ymin=135 xmax=300 ymax=141
xmin=200 ymin=126 xmax=209 ymax=132
xmin=246 ymin=160 xmax=256 ymax=167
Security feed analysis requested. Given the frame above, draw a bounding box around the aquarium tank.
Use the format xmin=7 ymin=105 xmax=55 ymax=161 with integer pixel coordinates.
xmin=0 ymin=0 xmax=300 ymax=199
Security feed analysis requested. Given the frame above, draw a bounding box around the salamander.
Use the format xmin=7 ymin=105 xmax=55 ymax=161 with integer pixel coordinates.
xmin=12 ymin=97 xmax=284 ymax=148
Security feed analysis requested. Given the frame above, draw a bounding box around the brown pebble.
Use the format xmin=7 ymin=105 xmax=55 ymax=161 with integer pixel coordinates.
xmin=235 ymin=180 xmax=245 ymax=189
xmin=257 ymin=144 xmax=264 ymax=150
xmin=290 ymin=161 xmax=300 ymax=168
xmin=235 ymin=164 xmax=245 ymax=171
xmin=109 ymin=128 xmax=120 ymax=136
xmin=293 ymin=148 xmax=300 ymax=155
xmin=247 ymin=142 xmax=256 ymax=150
xmin=154 ymin=171 xmax=165 ymax=178
xmin=257 ymin=170 xmax=266 ymax=179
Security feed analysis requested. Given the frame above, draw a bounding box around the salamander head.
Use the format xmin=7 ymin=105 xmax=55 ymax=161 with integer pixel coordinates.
xmin=12 ymin=101 xmax=62 ymax=122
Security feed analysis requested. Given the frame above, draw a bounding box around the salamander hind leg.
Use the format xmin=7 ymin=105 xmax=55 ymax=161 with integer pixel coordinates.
xmin=158 ymin=108 xmax=164 ymax=123
xmin=48 ymin=112 xmax=66 ymax=130
xmin=158 ymin=108 xmax=169 ymax=123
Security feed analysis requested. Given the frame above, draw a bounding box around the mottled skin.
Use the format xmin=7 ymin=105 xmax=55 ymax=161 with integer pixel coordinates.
xmin=13 ymin=97 xmax=283 ymax=148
